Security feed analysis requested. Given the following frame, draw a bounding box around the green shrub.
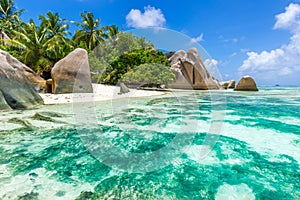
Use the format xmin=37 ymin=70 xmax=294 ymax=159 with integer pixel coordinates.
xmin=122 ymin=63 xmax=176 ymax=87
xmin=100 ymin=48 xmax=170 ymax=85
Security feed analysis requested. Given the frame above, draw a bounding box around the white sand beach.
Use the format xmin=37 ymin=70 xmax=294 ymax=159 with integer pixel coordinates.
xmin=39 ymin=84 xmax=166 ymax=105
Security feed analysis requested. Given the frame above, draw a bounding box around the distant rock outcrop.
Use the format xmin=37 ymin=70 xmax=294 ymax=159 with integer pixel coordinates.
xmin=0 ymin=50 xmax=44 ymax=110
xmin=168 ymin=48 xmax=220 ymax=90
xmin=234 ymin=76 xmax=258 ymax=91
xmin=51 ymin=48 xmax=93 ymax=94
xmin=221 ymin=80 xmax=236 ymax=89
xmin=227 ymin=80 xmax=236 ymax=89
xmin=221 ymin=81 xmax=229 ymax=89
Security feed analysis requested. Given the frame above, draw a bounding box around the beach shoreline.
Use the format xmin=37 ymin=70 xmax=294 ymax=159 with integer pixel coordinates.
xmin=39 ymin=84 xmax=166 ymax=105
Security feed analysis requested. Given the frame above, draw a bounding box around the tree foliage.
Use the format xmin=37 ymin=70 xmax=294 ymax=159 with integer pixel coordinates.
xmin=0 ymin=0 xmax=24 ymax=37
xmin=11 ymin=19 xmax=52 ymax=71
xmin=102 ymin=24 xmax=119 ymax=42
xmin=39 ymin=11 xmax=73 ymax=62
xmin=39 ymin=11 xmax=70 ymax=39
xmin=89 ymin=32 xmax=154 ymax=78
xmin=100 ymin=48 xmax=170 ymax=85
xmin=122 ymin=63 xmax=176 ymax=86
xmin=71 ymin=11 xmax=104 ymax=50
xmin=9 ymin=12 xmax=73 ymax=72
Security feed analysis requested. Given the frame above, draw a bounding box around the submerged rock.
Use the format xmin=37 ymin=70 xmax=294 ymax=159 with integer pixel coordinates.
xmin=30 ymin=112 xmax=67 ymax=124
xmin=75 ymin=191 xmax=94 ymax=200
xmin=31 ymin=113 xmax=56 ymax=122
xmin=8 ymin=118 xmax=35 ymax=131
xmin=0 ymin=50 xmax=44 ymax=110
xmin=168 ymin=48 xmax=220 ymax=90
xmin=38 ymin=111 xmax=66 ymax=118
xmin=17 ymin=192 xmax=39 ymax=200
xmin=234 ymin=76 xmax=258 ymax=91
xmin=51 ymin=48 xmax=93 ymax=94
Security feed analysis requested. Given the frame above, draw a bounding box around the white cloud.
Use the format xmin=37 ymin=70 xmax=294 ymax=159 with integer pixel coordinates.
xmin=204 ymin=59 xmax=218 ymax=71
xmin=191 ymin=33 xmax=204 ymax=43
xmin=274 ymin=3 xmax=300 ymax=31
xmin=239 ymin=3 xmax=300 ymax=84
xmin=224 ymin=74 xmax=230 ymax=78
xmin=232 ymin=38 xmax=239 ymax=43
xmin=126 ymin=6 xmax=166 ymax=28
xmin=230 ymin=52 xmax=237 ymax=57
xmin=204 ymin=59 xmax=220 ymax=80
xmin=218 ymin=35 xmax=244 ymax=43
xmin=240 ymin=48 xmax=250 ymax=53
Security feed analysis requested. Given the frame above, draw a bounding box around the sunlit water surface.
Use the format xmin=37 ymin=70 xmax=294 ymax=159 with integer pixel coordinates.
xmin=0 ymin=87 xmax=299 ymax=199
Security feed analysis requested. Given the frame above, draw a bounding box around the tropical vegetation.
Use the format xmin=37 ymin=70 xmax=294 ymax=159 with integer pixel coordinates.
xmin=121 ymin=63 xmax=176 ymax=87
xmin=100 ymin=48 xmax=171 ymax=85
xmin=89 ymin=32 xmax=155 ymax=82
xmin=0 ymin=0 xmax=24 ymax=36
xmin=71 ymin=11 xmax=104 ymax=50
xmin=0 ymin=0 xmax=175 ymax=87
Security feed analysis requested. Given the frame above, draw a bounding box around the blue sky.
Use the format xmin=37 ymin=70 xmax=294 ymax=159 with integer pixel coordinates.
xmin=15 ymin=0 xmax=300 ymax=86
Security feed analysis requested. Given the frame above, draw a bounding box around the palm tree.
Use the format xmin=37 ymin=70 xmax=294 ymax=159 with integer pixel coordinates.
xmin=103 ymin=24 xmax=119 ymax=46
xmin=39 ymin=11 xmax=70 ymax=39
xmin=103 ymin=25 xmax=119 ymax=39
xmin=0 ymin=0 xmax=24 ymax=37
xmin=71 ymin=11 xmax=104 ymax=50
xmin=39 ymin=11 xmax=73 ymax=61
xmin=9 ymin=12 xmax=74 ymax=72
xmin=11 ymin=19 xmax=51 ymax=71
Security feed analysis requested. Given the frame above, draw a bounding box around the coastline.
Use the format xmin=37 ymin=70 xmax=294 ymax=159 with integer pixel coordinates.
xmin=39 ymin=84 xmax=166 ymax=105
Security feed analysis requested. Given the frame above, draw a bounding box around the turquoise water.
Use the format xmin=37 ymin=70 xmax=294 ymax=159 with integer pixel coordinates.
xmin=0 ymin=87 xmax=299 ymax=199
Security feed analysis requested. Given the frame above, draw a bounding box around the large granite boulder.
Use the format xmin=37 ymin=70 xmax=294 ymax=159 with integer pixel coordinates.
xmin=234 ymin=76 xmax=258 ymax=91
xmin=51 ymin=48 xmax=93 ymax=94
xmin=168 ymin=48 xmax=220 ymax=90
xmin=0 ymin=50 xmax=44 ymax=110
xmin=0 ymin=50 xmax=46 ymax=92
xmin=23 ymin=69 xmax=47 ymax=92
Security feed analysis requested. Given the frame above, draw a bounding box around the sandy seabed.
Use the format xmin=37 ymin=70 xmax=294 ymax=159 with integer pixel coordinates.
xmin=39 ymin=84 xmax=165 ymax=105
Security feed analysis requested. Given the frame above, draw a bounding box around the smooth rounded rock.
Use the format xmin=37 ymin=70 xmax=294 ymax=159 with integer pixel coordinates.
xmin=0 ymin=50 xmax=44 ymax=110
xmin=234 ymin=76 xmax=258 ymax=91
xmin=51 ymin=48 xmax=93 ymax=94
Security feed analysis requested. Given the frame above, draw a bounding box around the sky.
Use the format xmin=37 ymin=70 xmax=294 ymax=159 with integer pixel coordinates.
xmin=14 ymin=0 xmax=300 ymax=86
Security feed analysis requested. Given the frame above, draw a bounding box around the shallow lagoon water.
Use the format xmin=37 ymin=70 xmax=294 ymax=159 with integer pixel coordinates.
xmin=0 ymin=87 xmax=299 ymax=199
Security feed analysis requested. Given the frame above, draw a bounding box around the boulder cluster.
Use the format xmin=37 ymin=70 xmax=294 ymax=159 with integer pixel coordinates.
xmin=168 ymin=48 xmax=259 ymax=91
xmin=0 ymin=47 xmax=259 ymax=111
xmin=168 ymin=48 xmax=220 ymax=90
xmin=0 ymin=48 xmax=93 ymax=111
